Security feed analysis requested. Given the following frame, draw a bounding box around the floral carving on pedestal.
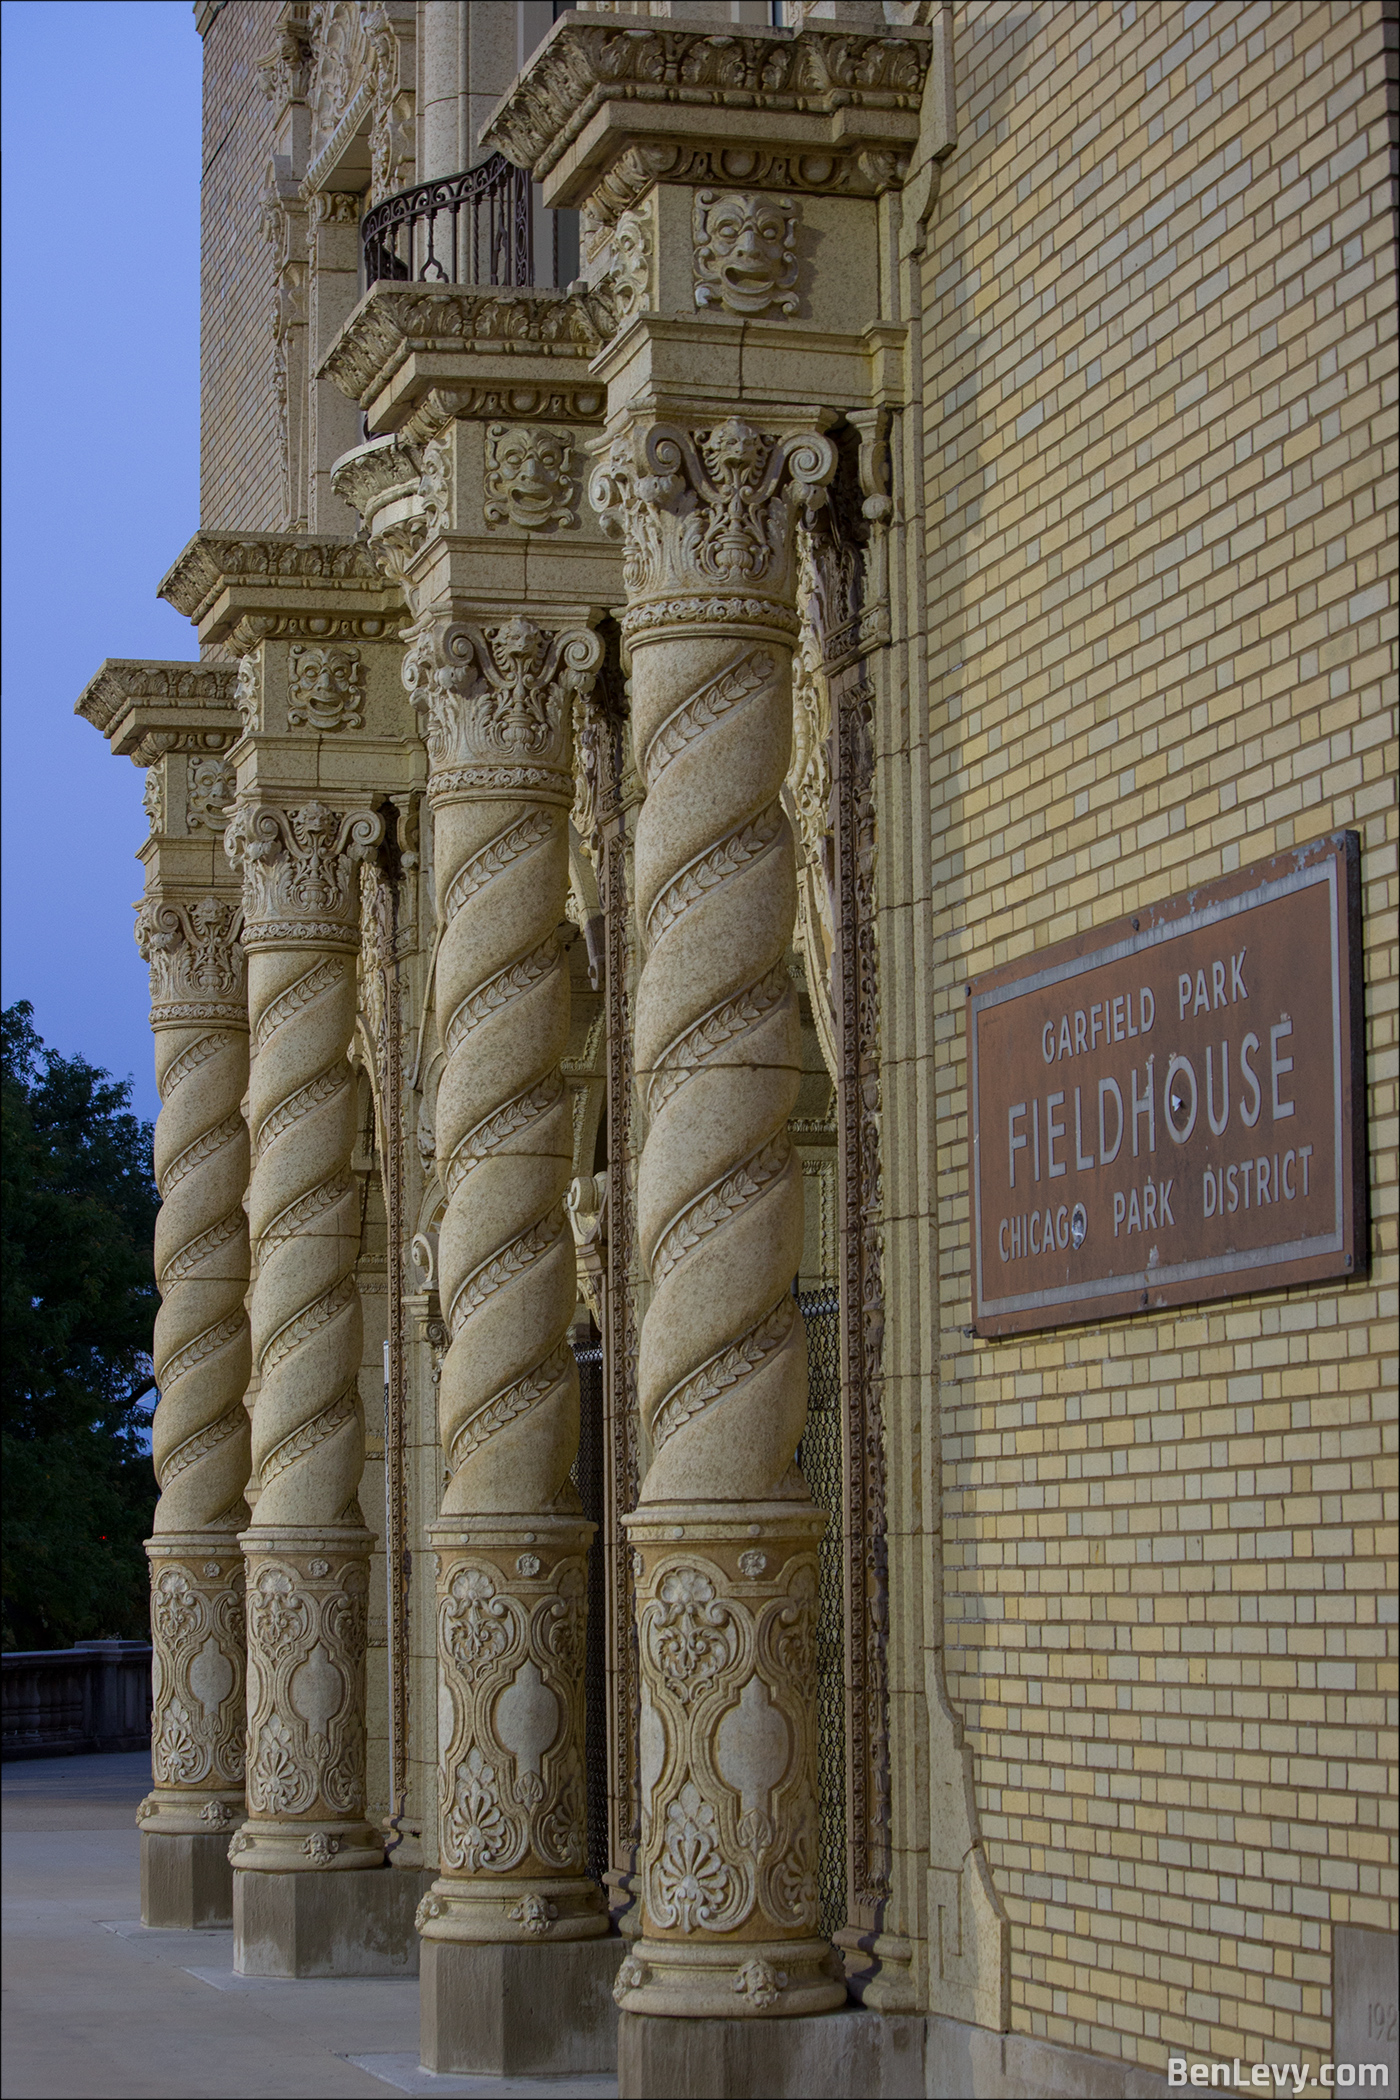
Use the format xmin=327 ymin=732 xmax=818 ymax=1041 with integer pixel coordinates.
xmin=483 ymin=425 xmax=579 ymax=533
xmin=243 ymin=1551 xmax=368 ymax=1826
xmin=286 ymin=645 xmax=365 ymax=732
xmin=147 ymin=1557 xmax=246 ymax=1796
xmin=693 ymin=191 xmax=799 ymax=317
xmin=435 ymin=1554 xmax=590 ymax=1882
xmin=633 ymin=1546 xmax=822 ymax=1946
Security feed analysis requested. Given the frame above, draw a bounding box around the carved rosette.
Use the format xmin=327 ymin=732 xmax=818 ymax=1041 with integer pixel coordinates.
xmin=231 ymin=1533 xmax=381 ymax=1869
xmin=139 ymin=1541 xmax=247 ymax=1836
xmin=224 ymin=803 xmax=384 ymax=1872
xmin=133 ymin=897 xmax=253 ymax=1837
xmin=593 ymin=416 xmax=842 ymax=2014
xmin=417 ymin=1523 xmax=604 ymax=1939
xmin=620 ymin=1510 xmax=841 ymax=2016
xmin=407 ymin=617 xmax=607 ymax=1939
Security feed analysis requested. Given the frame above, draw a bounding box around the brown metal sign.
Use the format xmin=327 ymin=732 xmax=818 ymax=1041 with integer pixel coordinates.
xmin=968 ymin=834 xmax=1364 ymax=1337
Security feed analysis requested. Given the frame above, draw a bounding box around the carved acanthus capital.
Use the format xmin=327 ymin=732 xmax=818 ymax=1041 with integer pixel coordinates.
xmin=135 ymin=896 xmax=247 ymax=1024
xmin=257 ymin=12 xmax=313 ymax=110
xmin=590 ymin=418 xmax=836 ymax=630
xmin=405 ymin=618 xmax=602 ymax=806
xmin=225 ymin=801 xmax=384 ymax=947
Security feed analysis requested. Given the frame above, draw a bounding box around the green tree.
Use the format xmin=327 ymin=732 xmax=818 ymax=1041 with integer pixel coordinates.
xmin=2 ymin=1001 xmax=160 ymax=1649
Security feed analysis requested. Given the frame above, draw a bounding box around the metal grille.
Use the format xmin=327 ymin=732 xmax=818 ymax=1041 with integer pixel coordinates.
xmin=571 ymin=1340 xmax=610 ymax=1891
xmin=362 ymin=152 xmax=543 ymax=289
xmin=796 ymin=1288 xmax=847 ymax=1944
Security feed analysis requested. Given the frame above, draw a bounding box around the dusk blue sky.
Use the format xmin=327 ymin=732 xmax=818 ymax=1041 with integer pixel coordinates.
xmin=2 ymin=1 xmax=202 ymax=1122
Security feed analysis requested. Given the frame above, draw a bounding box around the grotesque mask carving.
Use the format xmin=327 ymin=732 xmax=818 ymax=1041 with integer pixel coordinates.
xmin=613 ymin=204 xmax=652 ymax=320
xmin=483 ymin=425 xmax=579 ymax=533
xmin=693 ymin=190 xmax=799 ymax=317
xmin=286 ymin=644 xmax=365 ymax=732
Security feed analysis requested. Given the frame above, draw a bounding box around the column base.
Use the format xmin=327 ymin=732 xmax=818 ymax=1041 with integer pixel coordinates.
xmin=233 ymin=1864 xmax=431 ymax=1977
xmin=617 ymin=1936 xmax=846 ymax=2019
xmin=421 ymin=1934 xmax=625 ymax=2076
xmin=618 ymin=2006 xmax=925 ymax=2100
xmin=140 ymin=1831 xmax=237 ymax=1929
xmin=228 ymin=1815 xmax=384 ymax=1873
xmin=416 ymin=1871 xmax=610 ymax=1942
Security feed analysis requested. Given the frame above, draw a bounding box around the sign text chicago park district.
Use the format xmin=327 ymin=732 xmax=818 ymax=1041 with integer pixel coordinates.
xmin=967 ymin=834 xmax=1365 ymax=1336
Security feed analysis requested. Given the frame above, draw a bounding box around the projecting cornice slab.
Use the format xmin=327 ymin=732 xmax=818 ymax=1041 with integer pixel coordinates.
xmin=480 ymin=14 xmax=932 ymax=214
xmin=76 ymin=658 xmax=242 ymax=764
xmin=318 ymin=282 xmax=615 ymax=435
xmin=158 ymin=531 xmax=406 ymax=648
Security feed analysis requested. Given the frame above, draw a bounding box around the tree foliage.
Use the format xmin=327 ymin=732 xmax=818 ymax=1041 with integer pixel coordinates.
xmin=2 ymin=1002 xmax=160 ymax=1648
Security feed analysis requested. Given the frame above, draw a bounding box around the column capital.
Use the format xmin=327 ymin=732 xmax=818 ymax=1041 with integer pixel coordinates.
xmin=135 ymin=894 xmax=248 ymax=1029
xmin=225 ymin=799 xmax=384 ymax=949
xmin=590 ymin=415 xmax=836 ymax=638
xmin=404 ymin=616 xmax=602 ymax=808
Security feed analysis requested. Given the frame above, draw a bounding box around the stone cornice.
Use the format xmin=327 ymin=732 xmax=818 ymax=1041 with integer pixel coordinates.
xmin=481 ymin=14 xmax=931 ymax=211
xmin=319 ymin=282 xmax=616 ymax=429
xmin=76 ymin=658 xmax=242 ymax=763
xmin=158 ymin=531 xmax=406 ymax=647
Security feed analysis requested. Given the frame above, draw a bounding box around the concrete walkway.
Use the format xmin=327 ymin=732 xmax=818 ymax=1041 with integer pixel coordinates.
xmin=1 ymin=1752 xmax=617 ymax=2100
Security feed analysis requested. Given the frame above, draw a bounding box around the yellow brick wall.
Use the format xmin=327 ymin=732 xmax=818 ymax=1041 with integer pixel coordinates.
xmin=199 ymin=0 xmax=284 ymax=532
xmin=924 ymin=0 xmax=1397 ymax=2074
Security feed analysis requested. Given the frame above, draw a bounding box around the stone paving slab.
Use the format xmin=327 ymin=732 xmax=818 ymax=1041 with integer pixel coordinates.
xmin=1 ymin=1753 xmax=618 ymax=2100
xmin=346 ymin=2055 xmax=616 ymax=2097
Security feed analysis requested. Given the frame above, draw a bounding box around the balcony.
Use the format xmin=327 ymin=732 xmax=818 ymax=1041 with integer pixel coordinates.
xmin=361 ymin=151 xmax=579 ymax=293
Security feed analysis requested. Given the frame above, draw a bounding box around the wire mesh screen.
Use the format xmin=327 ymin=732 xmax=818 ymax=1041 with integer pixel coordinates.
xmin=796 ymin=1287 xmax=847 ymax=1944
xmin=571 ymin=1340 xmax=610 ymax=1891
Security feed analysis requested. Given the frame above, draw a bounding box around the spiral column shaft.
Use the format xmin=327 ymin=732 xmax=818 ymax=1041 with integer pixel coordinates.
xmin=136 ymin=896 xmax=252 ymax=1840
xmin=592 ymin=415 xmax=846 ymax=2019
xmin=410 ymin=616 xmax=608 ymax=1945
xmin=226 ymin=800 xmax=385 ymax=1874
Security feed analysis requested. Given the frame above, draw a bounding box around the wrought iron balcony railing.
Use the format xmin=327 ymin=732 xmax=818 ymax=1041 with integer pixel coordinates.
xmin=361 ymin=151 xmax=576 ymax=291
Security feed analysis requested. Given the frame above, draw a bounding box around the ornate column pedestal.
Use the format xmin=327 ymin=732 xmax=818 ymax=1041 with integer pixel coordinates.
xmin=405 ymin=616 xmax=620 ymax=2076
xmin=621 ymin=1503 xmax=836 ymax=2018
xmin=225 ymin=798 xmax=418 ymax=1977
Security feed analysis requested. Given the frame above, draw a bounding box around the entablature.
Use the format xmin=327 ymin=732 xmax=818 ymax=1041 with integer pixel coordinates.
xmin=158 ymin=530 xmax=406 ymax=650
xmin=481 ymin=14 xmax=932 ymax=215
xmin=76 ymin=658 xmax=242 ymax=764
xmin=319 ymin=282 xmax=615 ymax=437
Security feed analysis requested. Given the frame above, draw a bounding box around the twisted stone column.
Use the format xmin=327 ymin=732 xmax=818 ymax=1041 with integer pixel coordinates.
xmin=224 ymin=800 xmax=385 ymax=1874
xmin=591 ymin=417 xmax=846 ymax=2018
xmin=134 ymin=897 xmax=251 ymax=1840
xmin=406 ymin=616 xmax=609 ymax=1943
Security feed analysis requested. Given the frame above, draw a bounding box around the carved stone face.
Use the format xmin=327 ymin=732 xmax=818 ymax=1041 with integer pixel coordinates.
xmin=613 ymin=207 xmax=652 ymax=316
xmin=694 ymin=190 xmax=799 ymax=317
xmin=484 ymin=425 xmax=577 ymax=532
xmin=287 ymin=645 xmax=364 ymax=732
